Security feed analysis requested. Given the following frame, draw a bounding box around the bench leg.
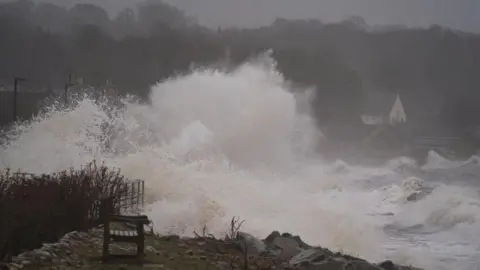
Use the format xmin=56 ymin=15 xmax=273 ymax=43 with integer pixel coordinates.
xmin=136 ymin=223 xmax=145 ymax=257
xmin=103 ymin=221 xmax=110 ymax=259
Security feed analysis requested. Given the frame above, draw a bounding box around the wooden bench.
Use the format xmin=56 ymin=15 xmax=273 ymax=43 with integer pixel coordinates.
xmin=101 ymin=199 xmax=150 ymax=260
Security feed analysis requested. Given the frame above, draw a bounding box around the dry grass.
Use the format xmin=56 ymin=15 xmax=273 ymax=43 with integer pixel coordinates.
xmin=28 ymin=217 xmax=283 ymax=270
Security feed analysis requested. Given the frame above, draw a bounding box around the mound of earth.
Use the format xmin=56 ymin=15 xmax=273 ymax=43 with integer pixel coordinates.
xmin=5 ymin=226 xmax=422 ymax=270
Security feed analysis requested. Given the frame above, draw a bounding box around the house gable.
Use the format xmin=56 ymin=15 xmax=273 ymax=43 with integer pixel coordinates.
xmin=389 ymin=94 xmax=407 ymax=125
xmin=361 ymin=92 xmax=407 ymax=126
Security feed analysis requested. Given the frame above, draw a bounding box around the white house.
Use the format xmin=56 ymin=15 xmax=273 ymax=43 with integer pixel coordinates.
xmin=388 ymin=94 xmax=407 ymax=124
xmin=361 ymin=93 xmax=407 ymax=126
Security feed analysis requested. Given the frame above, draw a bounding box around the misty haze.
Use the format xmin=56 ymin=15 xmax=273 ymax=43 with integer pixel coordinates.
xmin=1 ymin=0 xmax=480 ymax=270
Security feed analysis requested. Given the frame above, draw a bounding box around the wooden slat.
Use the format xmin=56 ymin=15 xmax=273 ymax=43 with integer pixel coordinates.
xmin=108 ymin=215 xmax=149 ymax=224
xmin=110 ymin=230 xmax=138 ymax=237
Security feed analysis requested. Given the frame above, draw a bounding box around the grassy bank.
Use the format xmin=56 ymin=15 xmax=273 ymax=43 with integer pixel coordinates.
xmin=9 ymin=222 xmax=420 ymax=270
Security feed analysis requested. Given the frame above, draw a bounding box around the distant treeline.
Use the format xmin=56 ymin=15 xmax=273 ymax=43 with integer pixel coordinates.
xmin=1 ymin=0 xmax=480 ymax=132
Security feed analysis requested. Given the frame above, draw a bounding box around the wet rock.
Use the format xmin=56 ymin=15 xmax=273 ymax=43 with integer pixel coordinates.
xmin=292 ymin=235 xmax=312 ymax=249
xmin=377 ymin=260 xmax=396 ymax=270
xmin=333 ymin=252 xmax=364 ymax=262
xmin=145 ymin=246 xmax=157 ymax=253
xmin=289 ymin=248 xmax=328 ymax=267
xmin=377 ymin=260 xmax=423 ymax=270
xmin=298 ymin=260 xmax=345 ymax=270
xmin=264 ymin=231 xmax=281 ymax=244
xmin=271 ymin=237 xmax=303 ymax=260
xmin=236 ymin=232 xmax=266 ymax=255
xmin=7 ymin=225 xmax=105 ymax=269
xmin=7 ymin=263 xmax=23 ymax=269
xmin=345 ymin=261 xmax=383 ymax=270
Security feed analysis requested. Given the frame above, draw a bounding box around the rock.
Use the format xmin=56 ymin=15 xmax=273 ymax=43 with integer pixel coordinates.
xmin=345 ymin=261 xmax=384 ymax=270
xmin=376 ymin=260 xmax=423 ymax=270
xmin=8 ymin=263 xmax=24 ymax=269
xmin=377 ymin=260 xmax=396 ymax=270
xmin=292 ymin=235 xmax=312 ymax=249
xmin=216 ymin=261 xmax=229 ymax=270
xmin=145 ymin=246 xmax=157 ymax=253
xmin=236 ymin=232 xmax=266 ymax=255
xmin=327 ymin=257 xmax=347 ymax=263
xmin=264 ymin=231 xmax=281 ymax=244
xmin=299 ymin=260 xmax=345 ymax=270
xmin=405 ymin=192 xmax=418 ymax=202
xmin=271 ymin=237 xmax=303 ymax=260
xmin=333 ymin=252 xmax=364 ymax=262
xmin=289 ymin=248 xmax=327 ymax=267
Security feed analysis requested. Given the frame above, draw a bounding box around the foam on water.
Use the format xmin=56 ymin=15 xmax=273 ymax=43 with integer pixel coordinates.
xmin=1 ymin=55 xmax=480 ymax=269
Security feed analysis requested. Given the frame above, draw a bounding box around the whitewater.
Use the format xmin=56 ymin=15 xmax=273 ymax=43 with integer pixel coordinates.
xmin=1 ymin=55 xmax=480 ymax=270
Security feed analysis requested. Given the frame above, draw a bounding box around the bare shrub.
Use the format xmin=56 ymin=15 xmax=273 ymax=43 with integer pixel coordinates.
xmin=0 ymin=161 xmax=129 ymax=260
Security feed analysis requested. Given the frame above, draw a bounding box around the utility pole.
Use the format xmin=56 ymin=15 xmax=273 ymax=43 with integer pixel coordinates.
xmin=13 ymin=77 xmax=26 ymax=121
xmin=64 ymin=73 xmax=74 ymax=105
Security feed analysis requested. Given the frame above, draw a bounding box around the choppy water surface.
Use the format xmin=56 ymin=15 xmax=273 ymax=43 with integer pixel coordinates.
xmin=1 ymin=56 xmax=479 ymax=270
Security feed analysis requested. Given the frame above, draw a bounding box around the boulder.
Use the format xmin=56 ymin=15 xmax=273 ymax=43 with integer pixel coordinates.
xmin=289 ymin=248 xmax=328 ymax=266
xmin=377 ymin=260 xmax=423 ymax=270
xmin=264 ymin=231 xmax=281 ymax=244
xmin=271 ymin=237 xmax=303 ymax=260
xmin=236 ymin=232 xmax=266 ymax=255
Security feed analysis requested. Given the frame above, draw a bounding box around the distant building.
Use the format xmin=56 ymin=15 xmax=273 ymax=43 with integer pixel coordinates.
xmin=361 ymin=93 xmax=407 ymax=126
xmin=358 ymin=92 xmax=411 ymax=157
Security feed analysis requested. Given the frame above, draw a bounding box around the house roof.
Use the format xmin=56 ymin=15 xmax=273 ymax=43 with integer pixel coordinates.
xmin=361 ymin=91 xmax=398 ymax=116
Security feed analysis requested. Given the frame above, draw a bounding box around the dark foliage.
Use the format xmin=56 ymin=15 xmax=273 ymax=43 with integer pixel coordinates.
xmin=1 ymin=0 xmax=480 ymax=136
xmin=0 ymin=162 xmax=129 ymax=260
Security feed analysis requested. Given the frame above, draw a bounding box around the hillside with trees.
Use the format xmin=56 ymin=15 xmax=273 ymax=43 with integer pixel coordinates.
xmin=1 ymin=0 xmax=480 ymax=141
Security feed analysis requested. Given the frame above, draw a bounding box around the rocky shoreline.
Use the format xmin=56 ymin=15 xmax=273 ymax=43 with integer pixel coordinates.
xmin=3 ymin=226 xmax=423 ymax=270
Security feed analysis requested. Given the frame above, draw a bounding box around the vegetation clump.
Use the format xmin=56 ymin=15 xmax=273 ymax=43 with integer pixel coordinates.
xmin=0 ymin=161 xmax=129 ymax=260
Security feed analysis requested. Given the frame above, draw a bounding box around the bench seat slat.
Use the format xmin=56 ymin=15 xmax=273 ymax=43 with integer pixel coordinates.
xmin=110 ymin=230 xmax=138 ymax=237
xmin=108 ymin=215 xmax=150 ymax=224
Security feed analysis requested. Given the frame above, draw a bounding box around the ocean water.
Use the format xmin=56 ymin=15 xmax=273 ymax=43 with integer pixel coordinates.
xmin=1 ymin=55 xmax=479 ymax=270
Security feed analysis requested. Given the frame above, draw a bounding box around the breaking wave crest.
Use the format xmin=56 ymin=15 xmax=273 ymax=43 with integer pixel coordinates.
xmin=1 ymin=54 xmax=480 ymax=269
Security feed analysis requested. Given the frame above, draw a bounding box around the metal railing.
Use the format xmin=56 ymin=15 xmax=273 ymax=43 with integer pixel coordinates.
xmin=117 ymin=179 xmax=145 ymax=215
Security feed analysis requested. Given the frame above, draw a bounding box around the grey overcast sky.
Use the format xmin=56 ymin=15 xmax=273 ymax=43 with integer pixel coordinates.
xmin=21 ymin=0 xmax=480 ymax=32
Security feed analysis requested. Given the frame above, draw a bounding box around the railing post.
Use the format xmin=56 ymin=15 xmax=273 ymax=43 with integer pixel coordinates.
xmin=64 ymin=73 xmax=74 ymax=105
xmin=136 ymin=181 xmax=140 ymax=210
xmin=13 ymin=77 xmax=26 ymax=121
xmin=100 ymin=197 xmax=113 ymax=259
xmin=141 ymin=180 xmax=145 ymax=208
xmin=130 ymin=182 xmax=134 ymax=212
